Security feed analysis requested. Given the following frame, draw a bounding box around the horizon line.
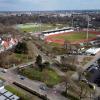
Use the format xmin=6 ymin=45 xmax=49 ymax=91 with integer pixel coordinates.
xmin=0 ymin=9 xmax=100 ymax=12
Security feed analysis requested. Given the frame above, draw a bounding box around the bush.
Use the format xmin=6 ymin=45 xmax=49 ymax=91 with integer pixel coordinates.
xmin=43 ymin=61 xmax=50 ymax=68
xmin=15 ymin=42 xmax=28 ymax=54
xmin=60 ymin=64 xmax=76 ymax=72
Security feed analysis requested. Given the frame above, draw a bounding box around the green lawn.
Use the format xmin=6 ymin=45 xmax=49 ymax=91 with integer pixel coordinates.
xmin=19 ymin=67 xmax=61 ymax=87
xmin=5 ymin=85 xmax=32 ymax=100
xmin=16 ymin=23 xmax=66 ymax=33
xmin=15 ymin=53 xmax=30 ymax=62
xmin=16 ymin=23 xmax=58 ymax=33
xmin=48 ymin=42 xmax=61 ymax=47
xmin=51 ymin=32 xmax=96 ymax=42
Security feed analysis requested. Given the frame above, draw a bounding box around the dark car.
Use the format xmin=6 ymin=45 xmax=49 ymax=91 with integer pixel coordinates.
xmin=39 ymin=84 xmax=48 ymax=91
xmin=86 ymin=66 xmax=92 ymax=71
xmin=18 ymin=75 xmax=26 ymax=80
xmin=86 ymin=65 xmax=98 ymax=73
xmin=89 ymin=68 xmax=98 ymax=73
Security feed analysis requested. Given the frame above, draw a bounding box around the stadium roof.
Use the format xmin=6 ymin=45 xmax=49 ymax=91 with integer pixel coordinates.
xmin=42 ymin=27 xmax=73 ymax=33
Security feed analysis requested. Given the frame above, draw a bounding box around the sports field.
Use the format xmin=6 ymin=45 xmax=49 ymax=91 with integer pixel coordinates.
xmin=16 ymin=23 xmax=64 ymax=33
xmin=16 ymin=23 xmax=51 ymax=32
xmin=46 ymin=31 xmax=97 ymax=44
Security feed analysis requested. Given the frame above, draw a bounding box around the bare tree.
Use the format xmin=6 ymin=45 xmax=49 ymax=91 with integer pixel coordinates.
xmin=62 ymin=75 xmax=71 ymax=95
xmin=78 ymin=82 xmax=95 ymax=100
xmin=77 ymin=67 xmax=84 ymax=81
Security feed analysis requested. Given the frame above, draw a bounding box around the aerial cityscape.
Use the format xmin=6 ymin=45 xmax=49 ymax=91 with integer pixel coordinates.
xmin=0 ymin=0 xmax=100 ymax=100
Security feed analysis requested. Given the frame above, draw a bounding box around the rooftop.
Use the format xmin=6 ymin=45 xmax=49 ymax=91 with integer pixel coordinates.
xmin=0 ymin=88 xmax=19 ymax=100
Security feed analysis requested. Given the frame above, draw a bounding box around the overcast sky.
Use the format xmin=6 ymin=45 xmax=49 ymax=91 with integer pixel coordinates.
xmin=0 ymin=0 xmax=100 ymax=11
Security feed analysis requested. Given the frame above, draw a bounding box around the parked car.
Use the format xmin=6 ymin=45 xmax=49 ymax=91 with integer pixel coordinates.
xmin=86 ymin=65 xmax=98 ymax=73
xmin=1 ymin=69 xmax=7 ymax=73
xmin=86 ymin=66 xmax=92 ymax=71
xmin=39 ymin=84 xmax=48 ymax=91
xmin=81 ymin=79 xmax=89 ymax=84
xmin=20 ymin=76 xmax=25 ymax=80
xmin=88 ymin=83 xmax=96 ymax=90
xmin=18 ymin=75 xmax=26 ymax=80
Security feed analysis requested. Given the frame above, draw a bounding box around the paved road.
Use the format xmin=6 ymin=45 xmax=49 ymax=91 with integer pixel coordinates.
xmin=0 ymin=69 xmax=68 ymax=100
xmin=82 ymin=52 xmax=100 ymax=97
xmin=83 ymin=52 xmax=100 ymax=70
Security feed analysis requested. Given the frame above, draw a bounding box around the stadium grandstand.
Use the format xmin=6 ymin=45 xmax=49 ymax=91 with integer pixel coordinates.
xmin=41 ymin=27 xmax=74 ymax=37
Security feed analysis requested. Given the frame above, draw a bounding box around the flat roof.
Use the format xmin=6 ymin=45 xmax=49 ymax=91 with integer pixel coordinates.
xmin=0 ymin=88 xmax=19 ymax=100
xmin=86 ymin=47 xmax=100 ymax=54
xmin=0 ymin=95 xmax=6 ymax=100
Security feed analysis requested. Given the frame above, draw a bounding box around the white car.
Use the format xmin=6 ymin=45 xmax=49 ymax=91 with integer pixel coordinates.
xmin=2 ymin=69 xmax=7 ymax=73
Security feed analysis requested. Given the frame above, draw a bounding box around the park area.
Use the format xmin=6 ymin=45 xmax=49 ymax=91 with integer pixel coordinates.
xmin=45 ymin=31 xmax=97 ymax=45
xmin=19 ymin=67 xmax=61 ymax=87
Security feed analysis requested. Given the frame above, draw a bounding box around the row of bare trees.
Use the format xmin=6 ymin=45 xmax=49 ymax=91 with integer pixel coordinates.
xmin=52 ymin=40 xmax=96 ymax=99
xmin=0 ymin=23 xmax=19 ymax=34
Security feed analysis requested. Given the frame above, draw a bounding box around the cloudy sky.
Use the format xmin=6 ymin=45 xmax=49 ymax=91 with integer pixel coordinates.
xmin=0 ymin=0 xmax=100 ymax=11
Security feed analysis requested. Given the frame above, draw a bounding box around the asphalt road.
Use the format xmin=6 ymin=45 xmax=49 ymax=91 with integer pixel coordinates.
xmin=83 ymin=52 xmax=100 ymax=70
xmin=0 ymin=69 xmax=68 ymax=100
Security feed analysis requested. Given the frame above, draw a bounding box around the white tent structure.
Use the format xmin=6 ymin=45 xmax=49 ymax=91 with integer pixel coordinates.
xmin=86 ymin=47 xmax=100 ymax=55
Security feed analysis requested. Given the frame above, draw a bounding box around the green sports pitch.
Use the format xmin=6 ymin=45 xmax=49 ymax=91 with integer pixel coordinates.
xmin=16 ymin=23 xmax=62 ymax=33
xmin=52 ymin=32 xmax=96 ymax=41
xmin=47 ymin=31 xmax=97 ymax=44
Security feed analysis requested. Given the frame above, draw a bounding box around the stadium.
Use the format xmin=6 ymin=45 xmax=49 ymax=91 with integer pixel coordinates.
xmin=42 ymin=28 xmax=100 ymax=45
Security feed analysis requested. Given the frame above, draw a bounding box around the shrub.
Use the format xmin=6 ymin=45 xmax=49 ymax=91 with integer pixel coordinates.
xmin=15 ymin=42 xmax=28 ymax=54
xmin=43 ymin=61 xmax=50 ymax=68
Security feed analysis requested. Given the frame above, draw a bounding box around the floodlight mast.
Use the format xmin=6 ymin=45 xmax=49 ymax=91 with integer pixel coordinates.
xmin=87 ymin=15 xmax=89 ymax=45
xmin=72 ymin=13 xmax=74 ymax=28
xmin=40 ymin=18 xmax=42 ymax=32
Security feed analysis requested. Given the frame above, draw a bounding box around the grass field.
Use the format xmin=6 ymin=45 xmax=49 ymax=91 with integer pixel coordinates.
xmin=46 ymin=31 xmax=96 ymax=45
xmin=16 ymin=23 xmax=64 ymax=33
xmin=19 ymin=67 xmax=61 ymax=87
xmin=5 ymin=85 xmax=40 ymax=100
xmin=50 ymin=32 xmax=96 ymax=41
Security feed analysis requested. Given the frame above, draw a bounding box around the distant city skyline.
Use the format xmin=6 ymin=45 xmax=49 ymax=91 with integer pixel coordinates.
xmin=0 ymin=0 xmax=100 ymax=11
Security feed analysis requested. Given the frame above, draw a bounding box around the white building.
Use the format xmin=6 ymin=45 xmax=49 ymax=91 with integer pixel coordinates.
xmin=0 ymin=80 xmax=20 ymax=100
